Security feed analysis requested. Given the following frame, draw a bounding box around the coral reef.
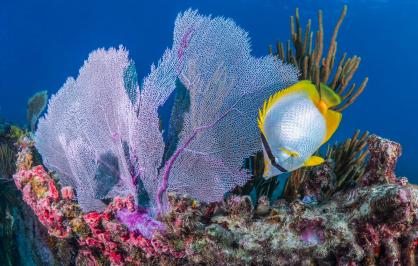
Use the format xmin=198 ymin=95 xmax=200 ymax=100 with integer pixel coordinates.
xmin=10 ymin=133 xmax=418 ymax=265
xmin=5 ymin=6 xmax=415 ymax=266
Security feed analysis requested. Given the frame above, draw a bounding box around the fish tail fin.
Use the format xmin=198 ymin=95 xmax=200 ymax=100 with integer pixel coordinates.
xmin=322 ymin=109 xmax=342 ymax=144
xmin=317 ymin=83 xmax=343 ymax=144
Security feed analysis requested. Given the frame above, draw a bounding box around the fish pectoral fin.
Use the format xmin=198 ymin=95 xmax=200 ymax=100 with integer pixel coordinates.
xmin=322 ymin=109 xmax=342 ymax=144
xmin=279 ymin=147 xmax=299 ymax=157
xmin=319 ymin=83 xmax=342 ymax=108
xmin=304 ymin=156 xmax=325 ymax=167
xmin=262 ymin=156 xmax=270 ymax=177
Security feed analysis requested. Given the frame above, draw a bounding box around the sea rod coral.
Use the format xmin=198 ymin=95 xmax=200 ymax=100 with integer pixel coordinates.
xmin=270 ymin=5 xmax=367 ymax=112
xmin=35 ymin=9 xmax=298 ymax=213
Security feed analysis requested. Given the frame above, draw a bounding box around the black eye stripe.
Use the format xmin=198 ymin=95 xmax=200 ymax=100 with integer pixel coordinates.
xmin=260 ymin=133 xmax=288 ymax=173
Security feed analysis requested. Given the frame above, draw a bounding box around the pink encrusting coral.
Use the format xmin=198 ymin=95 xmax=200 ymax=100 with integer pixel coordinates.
xmin=14 ymin=165 xmax=184 ymax=264
xmin=78 ymin=198 xmax=184 ymax=263
xmin=14 ymin=165 xmax=72 ymax=238
xmin=61 ymin=186 xmax=74 ymax=200
xmin=13 ymin=138 xmax=184 ymax=264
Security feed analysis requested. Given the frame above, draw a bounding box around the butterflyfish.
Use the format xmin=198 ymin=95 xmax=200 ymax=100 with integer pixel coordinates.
xmin=257 ymin=80 xmax=342 ymax=179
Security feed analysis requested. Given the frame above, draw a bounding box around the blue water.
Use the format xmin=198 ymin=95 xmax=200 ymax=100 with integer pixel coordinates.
xmin=1 ymin=0 xmax=417 ymax=179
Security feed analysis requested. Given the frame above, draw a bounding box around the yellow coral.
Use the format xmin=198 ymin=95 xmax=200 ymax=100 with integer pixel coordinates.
xmin=31 ymin=178 xmax=48 ymax=198
xmin=7 ymin=125 xmax=25 ymax=140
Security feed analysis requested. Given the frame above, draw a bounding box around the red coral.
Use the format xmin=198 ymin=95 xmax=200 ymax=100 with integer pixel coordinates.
xmin=61 ymin=186 xmax=74 ymax=200
xmin=108 ymin=251 xmax=123 ymax=265
xmin=48 ymin=180 xmax=59 ymax=201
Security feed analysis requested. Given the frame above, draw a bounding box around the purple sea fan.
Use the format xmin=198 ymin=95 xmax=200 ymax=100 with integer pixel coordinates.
xmin=35 ymin=47 xmax=141 ymax=212
xmin=35 ymin=10 xmax=298 ymax=214
xmin=153 ymin=10 xmax=299 ymax=211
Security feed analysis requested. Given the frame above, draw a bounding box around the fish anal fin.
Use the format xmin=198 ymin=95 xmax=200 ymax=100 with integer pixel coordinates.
xmin=258 ymin=80 xmax=319 ymax=133
xmin=322 ymin=109 xmax=342 ymax=144
xmin=304 ymin=156 xmax=325 ymax=167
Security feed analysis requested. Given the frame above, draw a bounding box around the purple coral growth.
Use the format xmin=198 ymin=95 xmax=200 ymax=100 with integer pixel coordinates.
xmin=299 ymin=221 xmax=325 ymax=245
xmin=117 ymin=208 xmax=165 ymax=239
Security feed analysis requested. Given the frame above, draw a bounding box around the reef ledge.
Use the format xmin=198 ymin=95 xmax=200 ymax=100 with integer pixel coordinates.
xmin=11 ymin=134 xmax=418 ymax=265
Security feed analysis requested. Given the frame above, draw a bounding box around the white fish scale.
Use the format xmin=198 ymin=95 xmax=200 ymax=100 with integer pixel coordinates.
xmin=263 ymin=92 xmax=326 ymax=170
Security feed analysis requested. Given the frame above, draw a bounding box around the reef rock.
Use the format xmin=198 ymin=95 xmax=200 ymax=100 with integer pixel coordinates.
xmin=8 ymin=134 xmax=418 ymax=265
xmin=167 ymin=135 xmax=416 ymax=265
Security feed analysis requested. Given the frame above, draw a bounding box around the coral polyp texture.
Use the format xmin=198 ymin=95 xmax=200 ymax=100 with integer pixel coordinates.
xmin=13 ymin=133 xmax=418 ymax=265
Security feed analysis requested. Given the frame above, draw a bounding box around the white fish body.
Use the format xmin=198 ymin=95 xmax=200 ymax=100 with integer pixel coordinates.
xmin=258 ymin=80 xmax=342 ymax=179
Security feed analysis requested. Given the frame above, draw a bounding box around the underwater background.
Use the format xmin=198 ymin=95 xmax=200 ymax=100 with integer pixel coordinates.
xmin=1 ymin=0 xmax=417 ymax=181
xmin=1 ymin=1 xmax=418 ymax=265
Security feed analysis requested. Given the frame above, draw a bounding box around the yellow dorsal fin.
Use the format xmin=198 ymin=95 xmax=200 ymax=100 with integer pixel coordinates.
xmin=319 ymin=83 xmax=342 ymax=108
xmin=279 ymin=147 xmax=299 ymax=158
xmin=258 ymin=80 xmax=319 ymax=134
xmin=322 ymin=109 xmax=342 ymax=144
xmin=303 ymin=155 xmax=324 ymax=167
